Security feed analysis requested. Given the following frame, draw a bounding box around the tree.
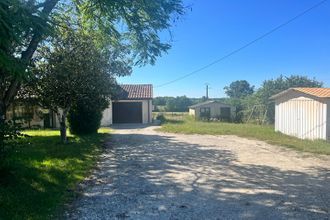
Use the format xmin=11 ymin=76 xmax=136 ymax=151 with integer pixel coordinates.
xmin=256 ymin=75 xmax=323 ymax=123
xmin=68 ymin=98 xmax=108 ymax=135
xmin=0 ymin=0 xmax=58 ymax=121
xmin=33 ymin=28 xmax=122 ymax=142
xmin=165 ymin=96 xmax=192 ymax=112
xmin=153 ymin=97 xmax=170 ymax=106
xmin=224 ymin=80 xmax=254 ymax=98
xmin=0 ymin=0 xmax=185 ymax=144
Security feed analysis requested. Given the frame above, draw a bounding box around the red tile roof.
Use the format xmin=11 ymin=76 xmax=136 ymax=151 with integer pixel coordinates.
xmin=117 ymin=84 xmax=153 ymax=100
xmin=270 ymin=87 xmax=330 ymax=99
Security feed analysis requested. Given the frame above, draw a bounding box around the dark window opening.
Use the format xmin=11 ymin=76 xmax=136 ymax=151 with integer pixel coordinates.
xmin=220 ymin=107 xmax=231 ymax=121
xmin=200 ymin=107 xmax=210 ymax=119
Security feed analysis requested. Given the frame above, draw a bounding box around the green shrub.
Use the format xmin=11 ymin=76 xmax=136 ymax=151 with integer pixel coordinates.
xmin=0 ymin=120 xmax=26 ymax=161
xmin=68 ymin=103 xmax=103 ymax=135
xmin=156 ymin=114 xmax=166 ymax=123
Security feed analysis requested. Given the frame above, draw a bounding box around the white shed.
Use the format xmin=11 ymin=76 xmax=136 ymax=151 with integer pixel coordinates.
xmin=189 ymin=101 xmax=236 ymax=121
xmin=270 ymin=88 xmax=330 ymax=140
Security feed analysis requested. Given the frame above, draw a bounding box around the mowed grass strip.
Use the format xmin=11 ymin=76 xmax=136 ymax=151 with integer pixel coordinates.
xmin=160 ymin=117 xmax=330 ymax=155
xmin=0 ymin=128 xmax=111 ymax=220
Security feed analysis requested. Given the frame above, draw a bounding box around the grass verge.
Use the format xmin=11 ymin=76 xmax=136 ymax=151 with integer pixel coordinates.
xmin=159 ymin=116 xmax=330 ymax=155
xmin=0 ymin=128 xmax=111 ymax=220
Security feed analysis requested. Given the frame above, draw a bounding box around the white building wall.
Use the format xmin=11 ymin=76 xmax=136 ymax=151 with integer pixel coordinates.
xmin=275 ymin=91 xmax=328 ymax=140
xmin=189 ymin=109 xmax=196 ymax=117
xmin=148 ymin=100 xmax=153 ymax=123
xmin=141 ymin=100 xmax=150 ymax=124
xmin=100 ymin=102 xmax=113 ymax=126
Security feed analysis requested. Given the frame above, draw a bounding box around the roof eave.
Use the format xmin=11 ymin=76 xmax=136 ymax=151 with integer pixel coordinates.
xmin=269 ymin=88 xmax=295 ymax=100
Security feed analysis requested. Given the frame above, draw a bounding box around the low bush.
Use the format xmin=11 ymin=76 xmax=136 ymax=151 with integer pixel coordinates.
xmin=68 ymin=103 xmax=103 ymax=135
xmin=155 ymin=114 xmax=166 ymax=123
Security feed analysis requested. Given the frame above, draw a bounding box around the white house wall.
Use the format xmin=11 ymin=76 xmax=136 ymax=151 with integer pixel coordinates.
xmin=101 ymin=102 xmax=113 ymax=126
xmin=189 ymin=109 xmax=196 ymax=117
xmin=141 ymin=100 xmax=152 ymax=124
xmin=275 ymin=91 xmax=328 ymax=140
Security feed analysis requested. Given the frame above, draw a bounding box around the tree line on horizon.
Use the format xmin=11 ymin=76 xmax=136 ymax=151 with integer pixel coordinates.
xmin=153 ymin=75 xmax=323 ymax=123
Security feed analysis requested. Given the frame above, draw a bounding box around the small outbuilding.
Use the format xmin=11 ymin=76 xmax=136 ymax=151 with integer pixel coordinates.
xmin=270 ymin=87 xmax=330 ymax=140
xmin=189 ymin=101 xmax=235 ymax=121
xmin=101 ymin=84 xmax=153 ymax=125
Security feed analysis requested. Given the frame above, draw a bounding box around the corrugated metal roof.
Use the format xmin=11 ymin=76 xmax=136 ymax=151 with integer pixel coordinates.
xmin=293 ymin=88 xmax=330 ymax=98
xmin=189 ymin=101 xmax=232 ymax=109
xmin=189 ymin=101 xmax=216 ymax=109
xmin=270 ymin=87 xmax=330 ymax=99
xmin=117 ymin=84 xmax=153 ymax=100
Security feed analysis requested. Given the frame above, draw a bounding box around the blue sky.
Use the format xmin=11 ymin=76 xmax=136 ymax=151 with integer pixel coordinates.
xmin=118 ymin=0 xmax=330 ymax=98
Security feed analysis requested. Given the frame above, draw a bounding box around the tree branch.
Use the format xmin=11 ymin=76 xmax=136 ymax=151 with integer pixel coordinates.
xmin=3 ymin=0 xmax=59 ymax=108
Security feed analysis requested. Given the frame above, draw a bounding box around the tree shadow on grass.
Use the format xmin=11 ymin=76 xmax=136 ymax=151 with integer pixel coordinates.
xmin=67 ymin=132 xmax=330 ymax=220
xmin=0 ymin=133 xmax=108 ymax=219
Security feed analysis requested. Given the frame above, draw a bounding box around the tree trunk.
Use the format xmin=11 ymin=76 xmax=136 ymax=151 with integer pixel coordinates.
xmin=0 ymin=101 xmax=6 ymax=121
xmin=59 ymin=112 xmax=67 ymax=144
xmin=0 ymin=101 xmax=6 ymax=156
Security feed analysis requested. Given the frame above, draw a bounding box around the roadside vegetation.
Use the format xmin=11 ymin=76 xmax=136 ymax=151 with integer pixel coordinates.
xmin=0 ymin=128 xmax=110 ymax=219
xmin=160 ymin=116 xmax=330 ymax=155
xmin=153 ymin=76 xmax=323 ymax=124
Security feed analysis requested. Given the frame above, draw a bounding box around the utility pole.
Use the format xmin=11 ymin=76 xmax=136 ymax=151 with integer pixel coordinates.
xmin=205 ymin=83 xmax=210 ymax=99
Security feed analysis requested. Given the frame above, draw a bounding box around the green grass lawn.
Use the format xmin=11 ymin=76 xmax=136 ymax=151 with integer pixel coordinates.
xmin=160 ymin=117 xmax=330 ymax=155
xmin=0 ymin=128 xmax=111 ymax=220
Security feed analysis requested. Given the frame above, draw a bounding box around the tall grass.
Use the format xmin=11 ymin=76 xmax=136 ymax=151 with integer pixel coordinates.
xmin=160 ymin=116 xmax=330 ymax=155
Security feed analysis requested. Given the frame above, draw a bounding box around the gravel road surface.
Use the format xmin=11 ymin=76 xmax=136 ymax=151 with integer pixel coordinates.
xmin=66 ymin=125 xmax=330 ymax=220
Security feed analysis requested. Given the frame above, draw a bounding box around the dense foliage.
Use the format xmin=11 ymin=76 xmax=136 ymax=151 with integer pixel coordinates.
xmin=32 ymin=27 xmax=117 ymax=142
xmin=0 ymin=0 xmax=185 ymax=146
xmin=255 ymin=75 xmax=323 ymax=123
xmin=165 ymin=96 xmax=193 ymax=112
xmin=225 ymin=75 xmax=323 ymax=123
xmin=224 ymin=80 xmax=254 ymax=98
xmin=68 ymin=100 xmax=107 ymax=135
xmin=0 ymin=0 xmax=185 ymax=115
xmin=0 ymin=120 xmax=26 ymax=163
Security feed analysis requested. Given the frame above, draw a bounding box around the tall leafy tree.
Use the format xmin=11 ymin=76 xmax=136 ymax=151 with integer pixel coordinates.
xmin=165 ymin=96 xmax=193 ymax=112
xmin=224 ymin=80 xmax=254 ymax=98
xmin=256 ymin=75 xmax=323 ymax=123
xmin=33 ymin=27 xmax=127 ymax=143
xmin=0 ymin=0 xmax=185 ymax=129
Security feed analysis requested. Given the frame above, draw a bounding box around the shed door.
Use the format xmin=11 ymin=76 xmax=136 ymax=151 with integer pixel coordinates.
xmin=220 ymin=107 xmax=231 ymax=120
xmin=112 ymin=102 xmax=142 ymax=123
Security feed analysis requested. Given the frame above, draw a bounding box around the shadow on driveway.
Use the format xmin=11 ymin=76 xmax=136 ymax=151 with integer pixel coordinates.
xmin=110 ymin=124 xmax=156 ymax=130
xmin=67 ymin=131 xmax=330 ymax=220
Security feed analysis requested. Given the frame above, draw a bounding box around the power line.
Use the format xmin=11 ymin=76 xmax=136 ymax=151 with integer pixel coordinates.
xmin=155 ymin=0 xmax=328 ymax=88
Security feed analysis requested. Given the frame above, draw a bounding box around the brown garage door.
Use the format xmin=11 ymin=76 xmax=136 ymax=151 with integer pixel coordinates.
xmin=112 ymin=102 xmax=142 ymax=123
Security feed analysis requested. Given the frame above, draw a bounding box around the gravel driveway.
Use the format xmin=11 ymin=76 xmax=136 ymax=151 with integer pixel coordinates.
xmin=66 ymin=125 xmax=330 ymax=220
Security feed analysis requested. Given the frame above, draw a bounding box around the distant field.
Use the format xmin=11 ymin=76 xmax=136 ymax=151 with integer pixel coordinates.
xmin=153 ymin=112 xmax=188 ymax=121
xmin=159 ymin=116 xmax=330 ymax=155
